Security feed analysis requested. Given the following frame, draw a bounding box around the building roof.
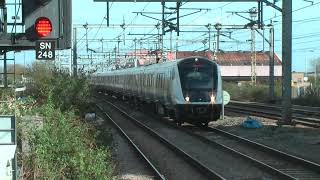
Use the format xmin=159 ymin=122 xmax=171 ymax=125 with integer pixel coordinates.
xmin=176 ymin=51 xmax=282 ymax=66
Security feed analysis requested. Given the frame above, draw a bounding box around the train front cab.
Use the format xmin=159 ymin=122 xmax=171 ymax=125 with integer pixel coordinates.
xmin=175 ymin=57 xmax=222 ymax=126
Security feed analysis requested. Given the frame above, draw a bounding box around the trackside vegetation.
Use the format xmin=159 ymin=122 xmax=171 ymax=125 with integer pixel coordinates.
xmin=1 ymin=62 xmax=114 ymax=179
xmin=224 ymin=81 xmax=320 ymax=107
xmin=223 ymin=82 xmax=282 ymax=102
xmin=292 ymin=86 xmax=320 ymax=106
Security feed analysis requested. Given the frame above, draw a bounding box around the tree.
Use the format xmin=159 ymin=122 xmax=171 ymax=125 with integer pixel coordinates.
xmin=309 ymin=57 xmax=320 ymax=87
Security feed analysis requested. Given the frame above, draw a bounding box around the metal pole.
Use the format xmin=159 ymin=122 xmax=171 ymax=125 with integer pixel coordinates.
xmin=101 ymin=38 xmax=104 ymax=53
xmin=315 ymin=65 xmax=317 ymax=87
xmin=176 ymin=2 xmax=180 ymax=36
xmin=281 ymin=0 xmax=292 ymax=124
xmin=117 ymin=38 xmax=120 ymax=56
xmin=208 ymin=24 xmax=211 ymax=51
xmin=108 ymin=52 xmax=111 ymax=66
xmin=253 ymin=28 xmax=257 ymax=85
xmin=157 ymin=26 xmax=160 ymax=50
xmin=85 ymin=25 xmax=88 ymax=53
xmin=222 ymin=88 xmax=225 ymax=120
xmin=3 ymin=6 xmax=7 ymax=33
xmin=4 ymin=51 xmax=7 ymax=88
xmin=160 ymin=0 xmax=165 ymax=61
xmin=114 ymin=46 xmax=117 ymax=66
xmin=69 ymin=48 xmax=72 ymax=76
xmin=58 ymin=51 xmax=61 ymax=72
xmin=217 ymin=29 xmax=220 ymax=53
xmin=170 ymin=31 xmax=173 ymax=52
xmin=73 ymin=27 xmax=77 ymax=77
xmin=269 ymin=23 xmax=275 ymax=102
xmin=2 ymin=6 xmax=8 ymax=87
xmin=134 ymin=38 xmax=137 ymax=59
xmin=107 ymin=1 xmax=109 ymax=27
xmin=175 ymin=36 xmax=178 ymax=59
xmin=251 ymin=27 xmax=257 ymax=86
xmin=161 ymin=0 xmax=165 ymax=35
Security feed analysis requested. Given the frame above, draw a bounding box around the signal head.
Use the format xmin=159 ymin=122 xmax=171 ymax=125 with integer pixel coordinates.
xmin=35 ymin=17 xmax=52 ymax=38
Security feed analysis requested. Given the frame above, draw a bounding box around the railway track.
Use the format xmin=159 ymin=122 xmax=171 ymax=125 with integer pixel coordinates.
xmin=226 ymin=101 xmax=320 ymax=128
xmin=95 ymin=98 xmax=224 ymax=180
xmin=95 ymin=104 xmax=165 ymax=180
xmin=95 ymin=94 xmax=320 ymax=179
xmin=189 ymin=127 xmax=320 ymax=180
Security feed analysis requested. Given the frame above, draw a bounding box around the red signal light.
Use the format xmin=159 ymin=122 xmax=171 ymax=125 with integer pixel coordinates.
xmin=35 ymin=17 xmax=52 ymax=37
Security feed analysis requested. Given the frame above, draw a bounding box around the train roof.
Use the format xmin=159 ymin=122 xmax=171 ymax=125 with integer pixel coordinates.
xmin=93 ymin=56 xmax=217 ymax=76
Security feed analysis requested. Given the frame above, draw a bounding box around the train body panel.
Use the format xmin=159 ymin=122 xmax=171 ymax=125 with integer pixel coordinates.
xmin=91 ymin=56 xmax=222 ymax=125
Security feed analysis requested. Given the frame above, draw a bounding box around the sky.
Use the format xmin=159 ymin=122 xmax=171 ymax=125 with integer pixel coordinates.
xmin=8 ymin=0 xmax=320 ymax=72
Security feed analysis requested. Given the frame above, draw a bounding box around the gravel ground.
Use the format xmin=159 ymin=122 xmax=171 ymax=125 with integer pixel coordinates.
xmin=97 ymin=101 xmax=210 ymax=180
xmin=212 ymin=113 xmax=320 ymax=164
xmin=109 ymin=98 xmax=281 ymax=180
xmin=92 ymin=111 xmax=155 ymax=180
xmin=94 ymin=94 xmax=320 ymax=179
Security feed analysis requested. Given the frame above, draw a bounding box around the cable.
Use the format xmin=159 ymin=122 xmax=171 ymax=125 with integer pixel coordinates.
xmin=10 ymin=0 xmax=21 ymax=35
xmin=77 ymin=2 xmax=114 ymax=50
xmin=92 ymin=2 xmax=114 ymax=40
xmin=264 ymin=1 xmax=320 ymax=22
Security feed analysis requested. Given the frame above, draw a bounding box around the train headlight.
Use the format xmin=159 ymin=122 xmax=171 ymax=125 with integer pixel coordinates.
xmin=185 ymin=96 xmax=190 ymax=102
xmin=210 ymin=95 xmax=216 ymax=104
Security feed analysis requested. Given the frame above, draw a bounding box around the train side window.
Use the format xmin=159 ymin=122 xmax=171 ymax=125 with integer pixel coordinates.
xmin=148 ymin=74 xmax=150 ymax=87
xmin=152 ymin=74 xmax=154 ymax=87
xmin=158 ymin=75 xmax=161 ymax=89
xmin=145 ymin=74 xmax=147 ymax=86
xmin=152 ymin=74 xmax=153 ymax=87
xmin=156 ymin=74 xmax=159 ymax=88
xmin=162 ymin=75 xmax=164 ymax=89
xmin=146 ymin=74 xmax=149 ymax=86
xmin=171 ymin=68 xmax=175 ymax=80
xmin=146 ymin=74 xmax=148 ymax=87
xmin=143 ymin=74 xmax=145 ymax=86
xmin=158 ymin=74 xmax=161 ymax=88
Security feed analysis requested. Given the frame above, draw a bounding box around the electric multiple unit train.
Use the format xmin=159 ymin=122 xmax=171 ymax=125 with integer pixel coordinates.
xmin=91 ymin=56 xmax=223 ymax=126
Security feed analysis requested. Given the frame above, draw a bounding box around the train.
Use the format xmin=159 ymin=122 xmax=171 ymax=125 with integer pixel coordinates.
xmin=91 ymin=56 xmax=223 ymax=126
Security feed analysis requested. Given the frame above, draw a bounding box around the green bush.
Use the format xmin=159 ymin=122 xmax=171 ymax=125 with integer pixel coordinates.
xmin=223 ymin=82 xmax=281 ymax=102
xmin=30 ymin=97 xmax=114 ymax=179
xmin=28 ymin=63 xmax=91 ymax=114
xmin=2 ymin=62 xmax=116 ymax=179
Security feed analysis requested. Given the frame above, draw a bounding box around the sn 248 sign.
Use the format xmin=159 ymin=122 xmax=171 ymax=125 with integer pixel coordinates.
xmin=35 ymin=41 xmax=56 ymax=60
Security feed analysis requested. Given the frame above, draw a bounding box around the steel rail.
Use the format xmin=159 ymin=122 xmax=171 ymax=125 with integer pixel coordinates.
xmin=178 ymin=128 xmax=297 ymax=179
xmin=96 ymin=93 xmax=320 ymax=179
xmin=96 ymin=104 xmax=166 ymax=180
xmin=98 ymin=95 xmax=303 ymax=179
xmin=206 ymin=127 xmax=320 ymax=174
xmin=129 ymin=102 xmax=320 ymax=179
xmin=95 ymin=97 xmax=225 ymax=180
xmin=225 ymin=104 xmax=320 ymax=128
xmin=130 ymin=106 xmax=301 ymax=179
xmin=230 ymin=101 xmax=320 ymax=117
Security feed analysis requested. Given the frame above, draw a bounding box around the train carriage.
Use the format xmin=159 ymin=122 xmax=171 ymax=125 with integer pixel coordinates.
xmin=91 ymin=56 xmax=223 ymax=126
